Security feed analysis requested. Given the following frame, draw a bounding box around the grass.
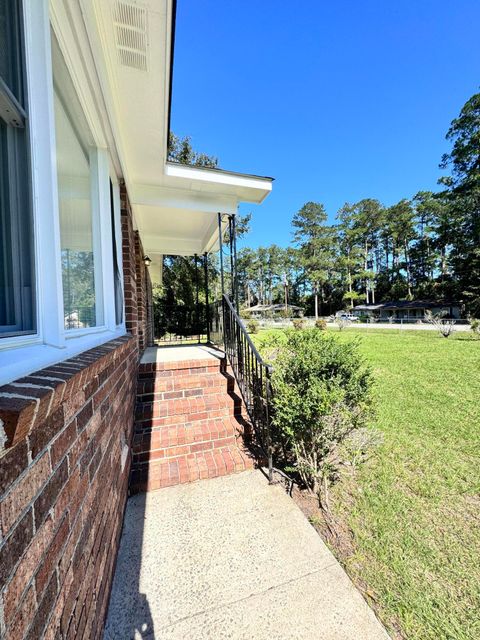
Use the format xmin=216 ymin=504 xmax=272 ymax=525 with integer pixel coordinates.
xmin=255 ymin=327 xmax=480 ymax=640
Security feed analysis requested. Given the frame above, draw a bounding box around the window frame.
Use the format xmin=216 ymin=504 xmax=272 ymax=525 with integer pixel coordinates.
xmin=0 ymin=0 xmax=126 ymax=386
xmin=0 ymin=0 xmax=36 ymax=339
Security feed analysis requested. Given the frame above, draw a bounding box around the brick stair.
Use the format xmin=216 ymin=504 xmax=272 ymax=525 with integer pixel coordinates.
xmin=129 ymin=354 xmax=255 ymax=493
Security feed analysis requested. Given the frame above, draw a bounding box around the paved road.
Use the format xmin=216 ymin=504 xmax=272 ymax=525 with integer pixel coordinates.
xmin=105 ymin=470 xmax=389 ymax=639
xmin=327 ymin=321 xmax=471 ymax=331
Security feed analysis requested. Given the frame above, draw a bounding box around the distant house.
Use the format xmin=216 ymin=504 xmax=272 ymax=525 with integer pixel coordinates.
xmin=246 ymin=303 xmax=304 ymax=318
xmin=353 ymin=301 xmax=462 ymax=320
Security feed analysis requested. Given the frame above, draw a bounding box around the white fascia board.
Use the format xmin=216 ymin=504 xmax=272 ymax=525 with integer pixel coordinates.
xmin=130 ymin=183 xmax=238 ymax=215
xmin=164 ymin=163 xmax=273 ymax=202
xmin=142 ymin=234 xmax=204 ymax=257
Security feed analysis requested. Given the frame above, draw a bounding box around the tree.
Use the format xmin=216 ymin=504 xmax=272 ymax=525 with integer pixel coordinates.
xmin=387 ymin=200 xmax=416 ymax=299
xmin=336 ymin=203 xmax=365 ymax=308
xmin=168 ymin=132 xmax=218 ymax=167
xmin=439 ymin=91 xmax=480 ymax=315
xmin=352 ymin=199 xmax=384 ymax=304
xmin=292 ymin=202 xmax=337 ymax=319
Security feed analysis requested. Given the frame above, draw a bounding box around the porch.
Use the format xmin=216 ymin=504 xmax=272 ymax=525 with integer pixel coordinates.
xmin=105 ymin=470 xmax=389 ymax=639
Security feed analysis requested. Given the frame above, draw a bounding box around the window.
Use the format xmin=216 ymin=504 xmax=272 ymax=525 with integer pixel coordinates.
xmin=110 ymin=180 xmax=124 ymax=325
xmin=52 ymin=35 xmax=100 ymax=330
xmin=0 ymin=0 xmax=35 ymax=337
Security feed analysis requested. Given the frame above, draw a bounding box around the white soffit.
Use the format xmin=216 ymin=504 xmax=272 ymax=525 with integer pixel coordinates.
xmin=82 ymin=0 xmax=273 ymax=254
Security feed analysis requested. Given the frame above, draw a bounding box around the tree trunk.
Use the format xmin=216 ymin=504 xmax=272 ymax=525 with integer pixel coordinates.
xmin=314 ymin=283 xmax=319 ymax=321
xmin=347 ymin=265 xmax=354 ymax=308
xmin=364 ymin=240 xmax=369 ymax=304
xmin=404 ymin=239 xmax=412 ymax=298
xmin=441 ymin=246 xmax=447 ymax=280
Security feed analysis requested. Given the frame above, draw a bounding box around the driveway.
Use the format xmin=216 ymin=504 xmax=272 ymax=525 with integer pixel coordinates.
xmin=105 ymin=470 xmax=389 ymax=639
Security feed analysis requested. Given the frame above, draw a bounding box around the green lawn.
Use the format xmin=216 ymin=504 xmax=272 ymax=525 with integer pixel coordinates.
xmin=255 ymin=328 xmax=480 ymax=640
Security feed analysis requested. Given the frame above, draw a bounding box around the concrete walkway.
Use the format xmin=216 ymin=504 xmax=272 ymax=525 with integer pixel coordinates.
xmin=105 ymin=471 xmax=389 ymax=639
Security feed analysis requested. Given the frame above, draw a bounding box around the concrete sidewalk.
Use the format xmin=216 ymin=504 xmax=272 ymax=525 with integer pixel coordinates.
xmin=104 ymin=470 xmax=389 ymax=639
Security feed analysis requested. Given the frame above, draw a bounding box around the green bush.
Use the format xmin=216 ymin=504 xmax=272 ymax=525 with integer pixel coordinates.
xmin=315 ymin=318 xmax=327 ymax=330
xmin=265 ymin=329 xmax=373 ymax=508
xmin=246 ymin=319 xmax=259 ymax=334
xmin=241 ymin=309 xmax=252 ymax=320
xmin=469 ymin=317 xmax=480 ymax=336
xmin=292 ymin=318 xmax=305 ymax=330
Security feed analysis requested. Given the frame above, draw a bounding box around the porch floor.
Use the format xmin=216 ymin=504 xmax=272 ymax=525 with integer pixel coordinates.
xmin=104 ymin=470 xmax=389 ymax=639
xmin=141 ymin=344 xmax=224 ymax=364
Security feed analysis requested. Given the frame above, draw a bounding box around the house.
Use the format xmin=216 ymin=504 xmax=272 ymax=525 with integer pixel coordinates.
xmin=0 ymin=1 xmax=272 ymax=637
xmin=353 ymin=300 xmax=462 ymax=321
xmin=246 ymin=303 xmax=304 ymax=318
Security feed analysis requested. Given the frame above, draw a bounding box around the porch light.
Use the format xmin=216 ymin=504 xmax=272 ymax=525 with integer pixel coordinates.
xmin=143 ymin=255 xmax=152 ymax=267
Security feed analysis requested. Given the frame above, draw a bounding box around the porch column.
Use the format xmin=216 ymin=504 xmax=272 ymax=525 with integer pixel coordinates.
xmin=218 ymin=212 xmax=225 ymax=298
xmin=194 ymin=253 xmax=200 ymax=342
xmin=204 ymin=253 xmax=210 ymax=343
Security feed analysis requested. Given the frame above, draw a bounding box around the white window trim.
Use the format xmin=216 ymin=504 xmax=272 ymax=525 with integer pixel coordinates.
xmin=0 ymin=0 xmax=127 ymax=387
xmin=109 ymin=170 xmax=126 ymax=328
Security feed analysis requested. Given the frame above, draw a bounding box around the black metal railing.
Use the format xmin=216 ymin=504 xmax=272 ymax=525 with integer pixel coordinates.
xmin=154 ymin=301 xmax=208 ymax=344
xmin=212 ymin=294 xmax=274 ymax=482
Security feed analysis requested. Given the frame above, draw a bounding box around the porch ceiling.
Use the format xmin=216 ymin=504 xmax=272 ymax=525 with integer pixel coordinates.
xmin=81 ymin=0 xmax=273 ymax=259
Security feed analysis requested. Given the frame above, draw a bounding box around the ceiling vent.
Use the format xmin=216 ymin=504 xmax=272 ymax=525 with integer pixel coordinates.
xmin=113 ymin=1 xmax=148 ymax=71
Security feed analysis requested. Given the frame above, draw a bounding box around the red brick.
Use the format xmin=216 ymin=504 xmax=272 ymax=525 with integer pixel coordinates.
xmin=0 ymin=440 xmax=29 ymax=494
xmin=26 ymin=569 xmax=59 ymax=640
xmin=0 ymin=451 xmax=50 ymax=536
xmin=35 ymin=513 xmax=70 ymax=598
xmin=28 ymin=405 xmax=64 ymax=460
xmin=33 ymin=458 xmax=68 ymax=528
xmin=6 ymin=584 xmax=36 ymax=640
xmin=50 ymin=418 xmax=77 ymax=468
xmin=0 ymin=509 xmax=34 ymax=586
xmin=2 ymin=515 xmax=54 ymax=625
xmin=0 ymin=395 xmax=37 ymax=450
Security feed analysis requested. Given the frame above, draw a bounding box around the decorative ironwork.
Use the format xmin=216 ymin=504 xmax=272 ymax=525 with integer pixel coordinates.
xmin=210 ymin=294 xmax=273 ymax=482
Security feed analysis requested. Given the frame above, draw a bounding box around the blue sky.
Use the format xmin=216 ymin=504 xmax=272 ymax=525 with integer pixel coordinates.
xmin=170 ymin=0 xmax=480 ymax=249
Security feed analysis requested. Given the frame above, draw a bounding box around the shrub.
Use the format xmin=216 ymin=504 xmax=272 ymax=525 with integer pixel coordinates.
xmin=241 ymin=309 xmax=252 ymax=320
xmin=315 ymin=318 xmax=327 ymax=330
xmin=267 ymin=329 xmax=374 ymax=509
xmin=335 ymin=317 xmax=351 ymax=331
xmin=292 ymin=318 xmax=305 ymax=330
xmin=469 ymin=317 xmax=480 ymax=336
xmin=425 ymin=310 xmax=456 ymax=338
xmin=246 ymin=319 xmax=259 ymax=334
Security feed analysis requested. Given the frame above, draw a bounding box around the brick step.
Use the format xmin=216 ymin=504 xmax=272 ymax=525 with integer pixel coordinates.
xmin=129 ymin=443 xmax=255 ymax=494
xmin=132 ymin=415 xmax=245 ymax=458
xmin=136 ymin=371 xmax=235 ymax=400
xmin=133 ymin=414 xmax=242 ymax=447
xmin=137 ymin=357 xmax=226 ymax=380
xmin=134 ymin=392 xmax=243 ymax=423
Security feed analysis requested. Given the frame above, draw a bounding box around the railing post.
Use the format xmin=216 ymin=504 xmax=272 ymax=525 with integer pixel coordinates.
xmin=204 ymin=253 xmax=210 ymax=343
xmin=218 ymin=212 xmax=225 ymax=298
xmin=194 ymin=253 xmax=199 ymax=342
xmin=231 ymin=214 xmax=240 ymax=312
xmin=265 ymin=365 xmax=274 ymax=484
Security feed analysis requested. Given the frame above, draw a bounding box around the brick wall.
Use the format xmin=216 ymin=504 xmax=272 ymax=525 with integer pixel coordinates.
xmin=0 ymin=336 xmax=137 ymax=639
xmin=0 ymin=185 xmax=153 ymax=639
xmin=121 ymin=183 xmax=153 ymax=351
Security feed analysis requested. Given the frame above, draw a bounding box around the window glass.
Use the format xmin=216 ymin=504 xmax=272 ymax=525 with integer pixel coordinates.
xmin=0 ymin=0 xmax=35 ymax=338
xmin=0 ymin=0 xmax=24 ymax=104
xmin=53 ymin=91 xmax=96 ymax=329
xmin=110 ymin=180 xmax=124 ymax=325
